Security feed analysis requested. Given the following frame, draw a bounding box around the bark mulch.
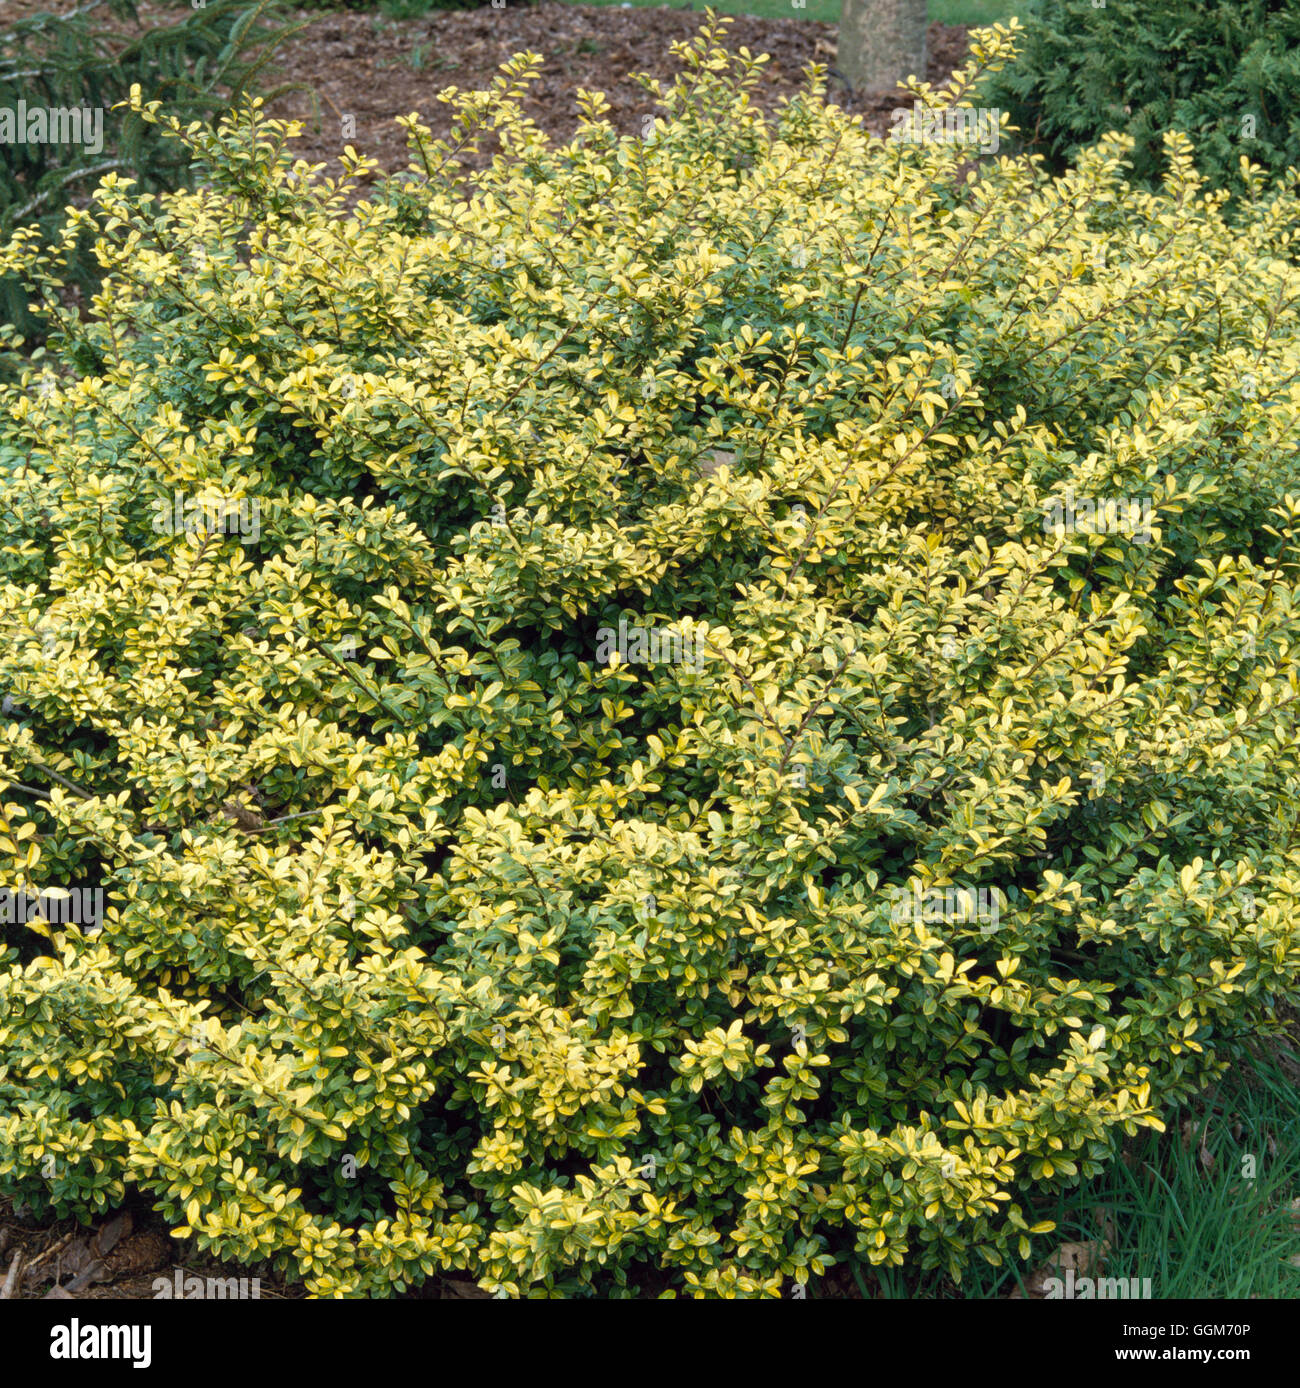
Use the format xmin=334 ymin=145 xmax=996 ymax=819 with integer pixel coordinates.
xmin=0 ymin=0 xmax=974 ymax=183
xmin=263 ymin=4 xmax=972 ymax=181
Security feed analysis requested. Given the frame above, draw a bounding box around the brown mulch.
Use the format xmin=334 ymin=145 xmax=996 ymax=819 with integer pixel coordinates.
xmin=263 ymin=4 xmax=970 ymax=181
xmin=0 ymin=1196 xmax=303 ymax=1300
xmin=1 ymin=1 xmax=973 ymax=185
xmin=0 ymin=1193 xmax=505 ymax=1299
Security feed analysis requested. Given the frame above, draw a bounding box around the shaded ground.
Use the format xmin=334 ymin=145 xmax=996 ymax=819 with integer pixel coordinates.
xmin=0 ymin=1197 xmax=295 ymax=1300
xmin=0 ymin=1193 xmax=504 ymax=1299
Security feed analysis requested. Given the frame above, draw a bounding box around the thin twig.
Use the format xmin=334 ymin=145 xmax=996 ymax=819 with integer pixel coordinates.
xmin=245 ymin=808 xmax=326 ymax=834
xmin=0 ymin=781 xmax=54 ymax=801
xmin=26 ymin=762 xmax=94 ymax=800
xmin=0 ymin=1249 xmax=23 ymax=1300
xmin=10 ymin=160 xmax=127 ymax=224
xmin=23 ymin=1231 xmax=74 ymax=1272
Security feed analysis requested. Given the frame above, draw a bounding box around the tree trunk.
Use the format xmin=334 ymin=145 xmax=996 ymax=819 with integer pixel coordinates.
xmin=837 ymin=0 xmax=928 ymax=95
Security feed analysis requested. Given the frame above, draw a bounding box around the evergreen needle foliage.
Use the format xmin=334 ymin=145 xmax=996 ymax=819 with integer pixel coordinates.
xmin=0 ymin=0 xmax=306 ymax=352
xmin=990 ymin=0 xmax=1300 ymax=197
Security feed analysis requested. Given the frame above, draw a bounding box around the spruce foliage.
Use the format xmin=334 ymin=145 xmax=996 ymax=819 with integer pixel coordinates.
xmin=0 ymin=0 xmax=304 ymax=355
xmin=991 ymin=0 xmax=1300 ymax=196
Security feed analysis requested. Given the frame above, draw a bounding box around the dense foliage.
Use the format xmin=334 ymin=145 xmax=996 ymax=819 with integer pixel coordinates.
xmin=2 ymin=16 xmax=1300 ymax=1297
xmin=990 ymin=0 xmax=1300 ymax=196
xmin=0 ymin=0 xmax=302 ymax=354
